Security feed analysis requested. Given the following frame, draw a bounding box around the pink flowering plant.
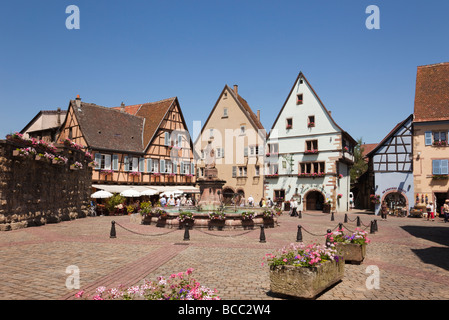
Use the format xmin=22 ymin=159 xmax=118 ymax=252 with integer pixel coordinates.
xmin=325 ymin=227 xmax=370 ymax=246
xmin=263 ymin=242 xmax=340 ymax=268
xmin=75 ymin=268 xmax=220 ymax=300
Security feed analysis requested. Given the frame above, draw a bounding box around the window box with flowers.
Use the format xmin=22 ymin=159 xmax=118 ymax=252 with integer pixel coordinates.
xmin=307 ymin=122 xmax=315 ymax=128
xmin=432 ymin=174 xmax=449 ymax=180
xmin=325 ymin=227 xmax=370 ymax=264
xmin=298 ymin=172 xmax=325 ymax=178
xmin=53 ymin=156 xmax=68 ymax=165
xmin=60 ymin=138 xmax=83 ymax=150
xmin=286 ymin=124 xmax=292 ymax=130
xmin=13 ymin=147 xmax=37 ymax=159
xmin=433 ymin=140 xmax=448 ymax=147
xmin=129 ymin=171 xmax=141 ymax=177
xmin=264 ymin=242 xmax=344 ymax=299
xmin=70 ymin=161 xmax=84 ymax=170
xmin=304 ymin=149 xmax=318 ymax=154
xmin=100 ymin=169 xmax=114 ymax=175
xmin=265 ymin=173 xmax=279 ymax=178
xmin=36 ymin=152 xmax=55 ymax=163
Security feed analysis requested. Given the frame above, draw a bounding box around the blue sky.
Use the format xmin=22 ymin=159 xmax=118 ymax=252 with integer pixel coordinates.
xmin=1 ymin=1 xmax=449 ymax=145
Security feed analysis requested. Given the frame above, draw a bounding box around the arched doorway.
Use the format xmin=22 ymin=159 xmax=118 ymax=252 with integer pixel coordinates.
xmin=382 ymin=191 xmax=408 ymax=216
xmin=222 ymin=187 xmax=235 ymax=205
xmin=304 ymin=190 xmax=325 ymax=211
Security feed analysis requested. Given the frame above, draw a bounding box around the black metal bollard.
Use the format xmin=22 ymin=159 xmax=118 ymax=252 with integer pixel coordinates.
xmin=370 ymin=220 xmax=375 ymax=234
xmin=374 ymin=219 xmax=378 ymax=232
xmin=183 ymin=223 xmax=190 ymax=241
xmin=259 ymin=225 xmax=266 ymax=243
xmin=298 ymin=210 xmax=302 ymax=219
xmin=356 ymin=216 xmax=361 ymax=227
xmin=296 ymin=225 xmax=303 ymax=242
xmin=344 ymin=214 xmax=348 ymax=223
xmin=331 ymin=212 xmax=335 ymax=221
xmin=110 ymin=221 xmax=116 ymax=238
xmin=325 ymin=229 xmax=332 ymax=247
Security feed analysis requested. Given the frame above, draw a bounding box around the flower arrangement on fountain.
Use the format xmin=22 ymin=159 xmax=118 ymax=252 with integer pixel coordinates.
xmin=152 ymin=208 xmax=168 ymax=219
xmin=263 ymin=242 xmax=340 ymax=268
xmin=177 ymin=211 xmax=195 ymax=222
xmin=325 ymin=227 xmax=370 ymax=246
xmin=208 ymin=211 xmax=225 ymax=220
xmin=75 ymin=268 xmax=220 ymax=300
xmin=262 ymin=209 xmax=276 ymax=219
xmin=241 ymin=211 xmax=256 ymax=220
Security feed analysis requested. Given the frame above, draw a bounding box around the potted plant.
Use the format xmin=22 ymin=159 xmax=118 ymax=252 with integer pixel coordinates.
xmin=177 ymin=211 xmax=195 ymax=229
xmin=325 ymin=227 xmax=370 ymax=264
xmin=264 ymin=242 xmax=344 ymax=299
xmin=208 ymin=211 xmax=225 ymax=230
xmin=241 ymin=211 xmax=255 ymax=229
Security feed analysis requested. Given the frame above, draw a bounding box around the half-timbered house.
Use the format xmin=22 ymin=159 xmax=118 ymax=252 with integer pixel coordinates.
xmin=57 ymin=95 xmax=197 ymax=195
xmin=366 ymin=114 xmax=414 ymax=216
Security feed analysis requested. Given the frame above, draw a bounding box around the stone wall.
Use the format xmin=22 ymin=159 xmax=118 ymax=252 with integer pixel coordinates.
xmin=0 ymin=139 xmax=92 ymax=231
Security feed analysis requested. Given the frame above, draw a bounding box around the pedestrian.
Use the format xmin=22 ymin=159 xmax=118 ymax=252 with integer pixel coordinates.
xmin=444 ymin=200 xmax=449 ymax=223
xmin=291 ymin=198 xmax=298 ymax=217
xmin=248 ymin=195 xmax=254 ymax=207
xmin=381 ymin=200 xmax=388 ymax=220
xmin=427 ymin=202 xmax=435 ymax=221
xmin=160 ymin=196 xmax=167 ymax=207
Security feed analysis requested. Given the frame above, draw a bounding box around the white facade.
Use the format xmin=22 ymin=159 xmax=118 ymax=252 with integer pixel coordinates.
xmin=265 ymin=72 xmax=355 ymax=213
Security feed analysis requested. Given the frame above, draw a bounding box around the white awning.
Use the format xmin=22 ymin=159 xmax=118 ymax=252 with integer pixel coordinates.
xmin=92 ymin=184 xmax=200 ymax=194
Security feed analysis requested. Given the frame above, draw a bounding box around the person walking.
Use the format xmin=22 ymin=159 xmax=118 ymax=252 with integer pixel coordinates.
xmin=427 ymin=202 xmax=435 ymax=221
xmin=290 ymin=198 xmax=298 ymax=217
xmin=381 ymin=200 xmax=388 ymax=221
xmin=443 ymin=199 xmax=449 ymax=222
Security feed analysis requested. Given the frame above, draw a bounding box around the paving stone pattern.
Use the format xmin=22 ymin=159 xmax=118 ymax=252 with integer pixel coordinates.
xmin=1 ymin=210 xmax=449 ymax=300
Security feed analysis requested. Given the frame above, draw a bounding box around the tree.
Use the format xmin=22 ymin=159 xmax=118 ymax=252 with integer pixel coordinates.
xmin=350 ymin=138 xmax=368 ymax=184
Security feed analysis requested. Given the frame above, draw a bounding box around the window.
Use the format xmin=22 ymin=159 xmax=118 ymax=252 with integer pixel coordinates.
xmin=286 ymin=118 xmax=293 ymax=129
xmin=232 ymin=166 xmax=237 ymax=178
xmin=267 ymin=143 xmax=279 ymax=155
xmin=139 ymin=158 xmax=145 ymax=172
xmin=249 ymin=145 xmax=260 ymax=156
xmin=146 ymin=159 xmax=152 ymax=173
xmin=112 ymin=155 xmax=119 ymax=171
xmin=255 ymin=165 xmax=260 ymax=176
xmin=308 ymin=116 xmax=315 ymax=128
xmin=299 ymin=161 xmax=325 ymax=175
xmin=223 ymin=108 xmax=228 ymax=118
xmin=433 ymin=159 xmax=448 ymax=175
xmin=238 ymin=166 xmax=247 ymax=177
xmin=177 ymin=134 xmax=182 ymax=148
xmin=296 ymin=94 xmax=303 ymax=105
xmin=100 ymin=154 xmax=111 ymax=170
xmin=433 ymin=131 xmax=448 ymax=146
xmin=94 ymin=153 xmax=101 ymax=170
xmin=240 ymin=125 xmax=246 ymax=135
xmin=209 ymin=128 xmax=214 ymax=139
xmin=305 ymin=140 xmax=318 ymax=153
xmin=267 ymin=163 xmax=279 ymax=175
xmin=160 ymin=159 xmax=166 ymax=173
xmin=165 ymin=160 xmax=172 ymax=174
xmin=164 ymin=132 xmax=170 ymax=146
xmin=151 ymin=159 xmax=159 ymax=173
xmin=131 ymin=157 xmax=139 ymax=172
xmin=124 ymin=156 xmax=130 ymax=171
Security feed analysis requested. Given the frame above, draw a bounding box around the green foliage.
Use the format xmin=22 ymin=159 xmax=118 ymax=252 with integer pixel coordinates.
xmin=350 ymin=137 xmax=368 ymax=184
xmin=105 ymin=194 xmax=125 ymax=213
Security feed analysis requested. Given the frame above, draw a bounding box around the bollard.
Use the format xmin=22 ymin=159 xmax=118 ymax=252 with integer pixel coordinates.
xmin=259 ymin=225 xmax=266 ymax=243
xmin=298 ymin=210 xmax=302 ymax=219
xmin=331 ymin=212 xmax=335 ymax=221
xmin=356 ymin=216 xmax=361 ymax=227
xmin=344 ymin=214 xmax=348 ymax=223
xmin=374 ymin=219 xmax=378 ymax=232
xmin=370 ymin=220 xmax=375 ymax=234
xmin=338 ymin=222 xmax=343 ymax=231
xmin=325 ymin=229 xmax=332 ymax=247
xmin=183 ymin=223 xmax=190 ymax=241
xmin=110 ymin=221 xmax=116 ymax=238
xmin=296 ymin=225 xmax=303 ymax=242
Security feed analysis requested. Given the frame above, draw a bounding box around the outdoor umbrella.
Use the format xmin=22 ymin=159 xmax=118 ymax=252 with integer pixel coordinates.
xmin=140 ymin=189 xmax=158 ymax=196
xmin=160 ymin=190 xmax=184 ymax=197
xmin=91 ymin=190 xmax=113 ymax=199
xmin=120 ymin=189 xmax=141 ymax=198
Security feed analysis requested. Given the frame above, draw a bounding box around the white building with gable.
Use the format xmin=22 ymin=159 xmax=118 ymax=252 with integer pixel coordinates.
xmin=265 ymin=72 xmax=356 ymax=213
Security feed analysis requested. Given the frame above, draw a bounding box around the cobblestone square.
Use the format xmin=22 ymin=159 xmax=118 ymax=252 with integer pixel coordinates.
xmin=1 ymin=210 xmax=448 ymax=300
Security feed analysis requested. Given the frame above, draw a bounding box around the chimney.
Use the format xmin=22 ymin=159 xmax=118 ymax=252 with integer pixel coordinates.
xmin=120 ymin=102 xmax=125 ymax=112
xmin=257 ymin=109 xmax=260 ymax=121
xmin=233 ymin=84 xmax=238 ymax=95
xmin=328 ymin=110 xmax=332 ymax=116
xmin=75 ymin=95 xmax=81 ymax=109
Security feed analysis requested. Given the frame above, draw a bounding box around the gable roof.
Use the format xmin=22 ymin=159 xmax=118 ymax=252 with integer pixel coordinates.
xmin=365 ymin=114 xmax=413 ymax=158
xmin=134 ymin=97 xmax=177 ymax=149
xmin=268 ymin=71 xmax=356 ymax=145
xmin=69 ymin=99 xmax=145 ymax=153
xmin=20 ymin=109 xmax=67 ymax=135
xmin=195 ymin=84 xmax=266 ymax=144
xmin=414 ymin=62 xmax=449 ymax=122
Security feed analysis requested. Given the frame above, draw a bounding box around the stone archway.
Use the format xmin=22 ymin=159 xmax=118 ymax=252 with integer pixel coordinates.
xmin=222 ymin=186 xmax=236 ymax=205
xmin=381 ymin=190 xmax=409 ymax=215
xmin=304 ymin=189 xmax=325 ymax=211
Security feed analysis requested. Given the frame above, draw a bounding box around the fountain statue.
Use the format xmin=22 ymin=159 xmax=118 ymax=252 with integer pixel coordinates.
xmin=196 ymin=143 xmax=226 ymax=210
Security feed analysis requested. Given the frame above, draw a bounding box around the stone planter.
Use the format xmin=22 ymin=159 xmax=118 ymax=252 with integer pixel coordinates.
xmin=269 ymin=259 xmax=344 ymax=299
xmin=178 ymin=218 xmax=194 ymax=230
xmin=336 ymin=243 xmax=366 ymax=264
xmin=209 ymin=219 xmax=225 ymax=230
xmin=241 ymin=219 xmax=255 ymax=230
